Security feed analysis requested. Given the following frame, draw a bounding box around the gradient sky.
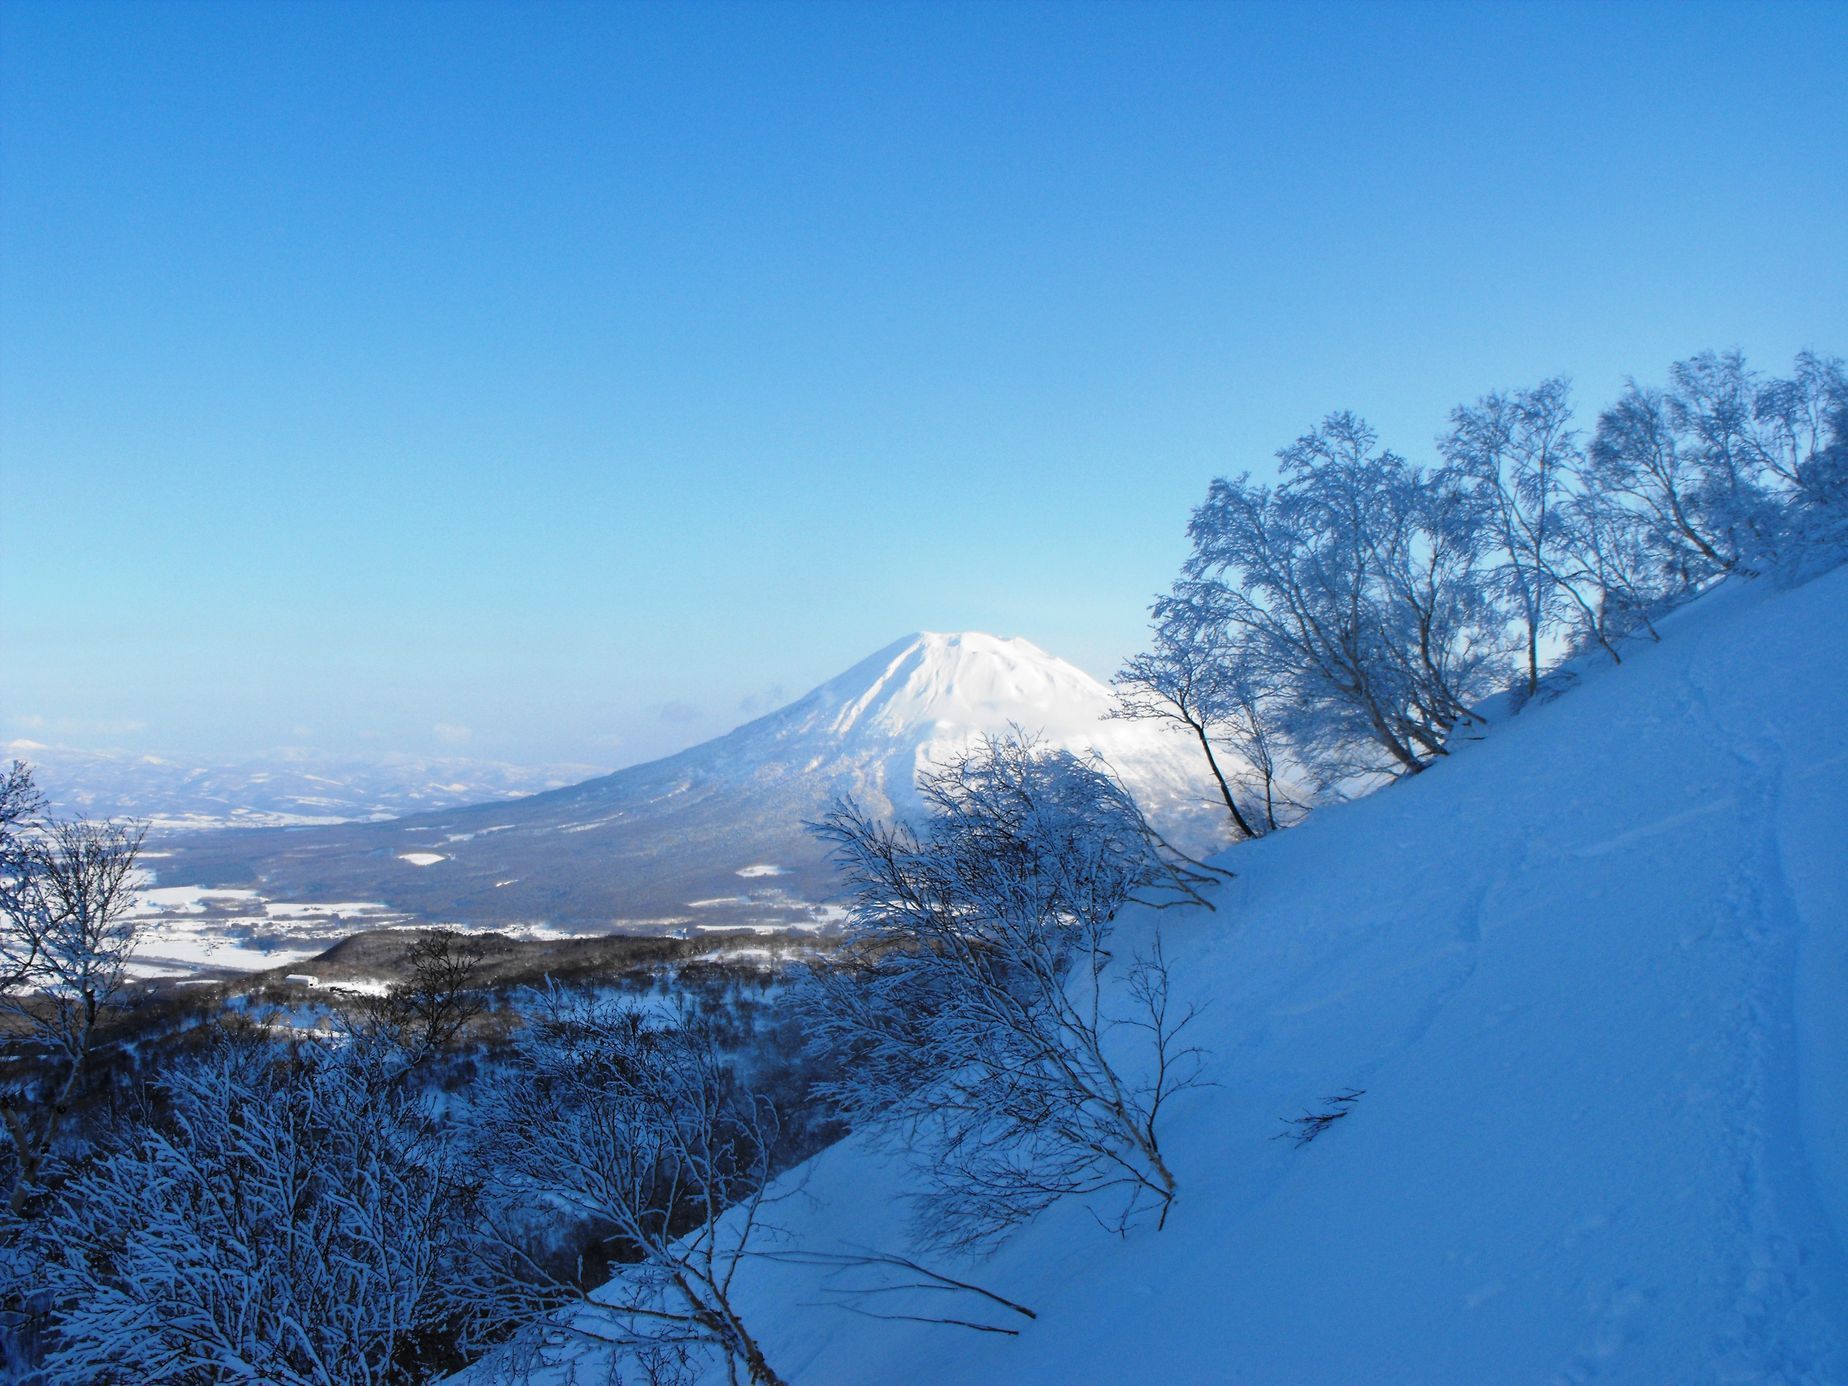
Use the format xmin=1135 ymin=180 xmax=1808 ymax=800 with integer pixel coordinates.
xmin=3 ymin=0 xmax=1844 ymax=769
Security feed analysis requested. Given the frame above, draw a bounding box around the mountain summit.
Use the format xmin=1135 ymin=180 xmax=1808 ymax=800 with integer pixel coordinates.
xmin=708 ymin=631 xmax=1223 ymax=827
xmin=800 ymin=631 xmax=1116 ymax=743
xmin=152 ymin=633 xmax=1233 ymax=935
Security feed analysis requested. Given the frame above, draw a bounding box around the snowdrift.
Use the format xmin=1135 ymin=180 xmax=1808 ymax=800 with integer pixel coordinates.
xmin=532 ymin=568 xmax=1848 ymax=1383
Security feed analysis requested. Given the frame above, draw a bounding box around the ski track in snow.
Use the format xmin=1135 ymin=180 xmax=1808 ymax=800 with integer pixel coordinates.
xmin=1684 ymin=655 xmax=1847 ymax=1384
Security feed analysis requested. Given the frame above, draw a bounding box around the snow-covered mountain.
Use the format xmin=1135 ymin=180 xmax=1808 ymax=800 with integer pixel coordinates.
xmin=710 ymin=630 xmax=1227 ymax=835
xmin=149 ymin=633 xmax=1235 ymax=933
xmin=494 ymin=566 xmax=1848 ymax=1384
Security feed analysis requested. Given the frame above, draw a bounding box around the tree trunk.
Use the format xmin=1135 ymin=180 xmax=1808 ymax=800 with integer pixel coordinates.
xmin=739 ymin=1335 xmax=788 ymax=1386
xmin=1190 ymin=721 xmax=1256 ymax=839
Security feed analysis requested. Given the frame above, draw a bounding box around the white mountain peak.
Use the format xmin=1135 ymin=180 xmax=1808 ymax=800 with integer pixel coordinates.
xmin=796 ymin=631 xmax=1111 ymax=745
xmin=705 ymin=630 xmax=1230 ymax=853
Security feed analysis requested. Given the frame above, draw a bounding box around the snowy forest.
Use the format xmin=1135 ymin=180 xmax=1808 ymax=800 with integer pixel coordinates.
xmin=3 ymin=345 xmax=1845 ymax=1384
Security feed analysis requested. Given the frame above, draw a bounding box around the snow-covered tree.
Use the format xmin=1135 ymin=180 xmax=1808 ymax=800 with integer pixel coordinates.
xmin=1439 ymin=378 xmax=1583 ymax=695
xmin=1553 ymin=485 xmax=1665 ymax=656
xmin=37 ymin=1033 xmax=470 ymax=1385
xmin=1112 ymin=622 xmax=1261 ymax=839
xmin=1587 ymin=354 xmax=1768 ymax=579
xmin=1121 ymin=596 xmax=1303 ymax=835
xmin=1754 ymin=351 xmax=1847 ymax=491
xmin=463 ymin=984 xmax=789 ymax=1386
xmin=337 ymin=929 xmax=488 ymax=1083
xmin=1754 ymin=350 xmax=1848 ymax=546
xmin=0 ymin=796 xmax=145 ymax=1213
xmin=0 ymin=763 xmax=46 ymax=996
xmin=804 ymin=733 xmax=1220 ymax=1254
xmin=1363 ymin=455 xmax=1509 ymax=738
xmin=1582 ymin=349 xmax=1848 ymax=593
xmin=1587 ymin=373 xmax=1742 ymax=583
xmin=1182 ymin=415 xmax=1509 ymax=785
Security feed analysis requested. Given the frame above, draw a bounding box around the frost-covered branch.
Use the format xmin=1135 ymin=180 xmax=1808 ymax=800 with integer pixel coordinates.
xmin=34 ymin=1033 xmax=471 ymax=1385
xmin=462 ymin=984 xmax=790 ymax=1386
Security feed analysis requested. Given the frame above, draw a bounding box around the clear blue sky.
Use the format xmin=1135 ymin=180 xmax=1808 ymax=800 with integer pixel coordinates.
xmin=3 ymin=0 xmax=1843 ymax=768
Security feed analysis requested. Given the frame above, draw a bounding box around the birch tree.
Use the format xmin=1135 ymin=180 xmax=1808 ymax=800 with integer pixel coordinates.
xmin=1112 ymin=625 xmax=1260 ymax=839
xmin=1 ymin=800 xmax=145 ymax=1213
xmin=1182 ymin=416 xmax=1508 ymax=785
xmin=1440 ymin=378 xmax=1582 ymax=695
xmin=803 ymin=734 xmax=1221 ymax=1253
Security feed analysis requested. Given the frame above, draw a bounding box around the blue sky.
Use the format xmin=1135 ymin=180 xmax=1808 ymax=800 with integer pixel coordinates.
xmin=3 ymin=0 xmax=1843 ymax=768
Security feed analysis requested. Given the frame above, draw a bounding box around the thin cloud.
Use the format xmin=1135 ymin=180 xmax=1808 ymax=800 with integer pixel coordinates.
xmin=738 ymin=683 xmax=788 ymax=716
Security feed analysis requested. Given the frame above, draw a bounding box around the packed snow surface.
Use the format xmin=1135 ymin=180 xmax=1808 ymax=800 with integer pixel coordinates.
xmin=515 ymin=570 xmax=1848 ymax=1384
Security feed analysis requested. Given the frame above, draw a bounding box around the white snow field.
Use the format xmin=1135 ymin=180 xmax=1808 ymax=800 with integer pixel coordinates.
xmin=123 ymin=884 xmax=412 ymax=974
xmin=514 ymin=565 xmax=1848 ymax=1384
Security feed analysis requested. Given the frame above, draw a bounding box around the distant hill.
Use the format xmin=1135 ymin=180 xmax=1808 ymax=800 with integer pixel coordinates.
xmin=8 ymin=741 xmax=606 ymax=829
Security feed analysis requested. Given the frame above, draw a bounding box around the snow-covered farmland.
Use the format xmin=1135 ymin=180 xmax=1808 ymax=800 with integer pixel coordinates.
xmin=126 ymin=881 xmax=413 ymax=976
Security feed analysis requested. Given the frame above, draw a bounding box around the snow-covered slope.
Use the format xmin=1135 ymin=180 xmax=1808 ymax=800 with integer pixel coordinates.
xmin=549 ymin=569 xmax=1848 ymax=1382
xmin=152 ymin=633 xmax=1233 ymax=932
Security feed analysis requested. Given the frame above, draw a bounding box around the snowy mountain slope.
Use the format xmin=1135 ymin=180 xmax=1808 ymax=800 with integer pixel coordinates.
xmin=538 ymin=568 xmax=1848 ymax=1383
xmin=152 ymin=634 xmax=1234 ymax=932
